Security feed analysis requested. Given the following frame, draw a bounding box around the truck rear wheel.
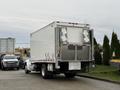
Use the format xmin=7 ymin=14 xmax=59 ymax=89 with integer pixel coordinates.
xmin=25 ymin=65 xmax=31 ymax=74
xmin=41 ymin=64 xmax=49 ymax=79
xmin=64 ymin=73 xmax=76 ymax=78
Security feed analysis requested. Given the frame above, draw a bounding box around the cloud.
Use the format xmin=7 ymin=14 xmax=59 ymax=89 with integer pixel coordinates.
xmin=0 ymin=0 xmax=120 ymax=47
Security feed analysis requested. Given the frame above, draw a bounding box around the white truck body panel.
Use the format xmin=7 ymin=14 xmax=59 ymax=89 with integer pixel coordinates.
xmin=31 ymin=23 xmax=55 ymax=62
xmin=0 ymin=38 xmax=15 ymax=54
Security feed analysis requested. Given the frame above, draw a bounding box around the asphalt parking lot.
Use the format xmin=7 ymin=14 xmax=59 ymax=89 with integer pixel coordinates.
xmin=0 ymin=70 xmax=119 ymax=90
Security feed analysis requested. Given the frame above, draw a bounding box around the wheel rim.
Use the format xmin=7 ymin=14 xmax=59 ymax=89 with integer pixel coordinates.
xmin=41 ymin=67 xmax=45 ymax=77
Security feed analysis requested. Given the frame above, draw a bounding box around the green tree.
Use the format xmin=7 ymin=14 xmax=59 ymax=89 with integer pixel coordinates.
xmin=115 ymin=39 xmax=120 ymax=58
xmin=103 ymin=35 xmax=111 ymax=65
xmin=111 ymin=32 xmax=120 ymax=59
xmin=94 ymin=37 xmax=102 ymax=64
xmin=94 ymin=37 xmax=97 ymax=46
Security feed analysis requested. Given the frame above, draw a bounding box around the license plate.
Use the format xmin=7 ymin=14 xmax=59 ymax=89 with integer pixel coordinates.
xmin=69 ymin=62 xmax=81 ymax=70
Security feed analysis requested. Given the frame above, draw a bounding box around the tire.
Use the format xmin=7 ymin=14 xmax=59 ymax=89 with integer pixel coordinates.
xmin=41 ymin=64 xmax=50 ymax=79
xmin=25 ymin=65 xmax=31 ymax=74
xmin=17 ymin=67 xmax=19 ymax=70
xmin=1 ymin=63 xmax=5 ymax=70
xmin=25 ymin=69 xmax=31 ymax=74
xmin=64 ymin=73 xmax=76 ymax=78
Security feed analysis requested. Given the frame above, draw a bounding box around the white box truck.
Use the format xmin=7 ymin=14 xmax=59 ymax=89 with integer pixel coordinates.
xmin=0 ymin=38 xmax=15 ymax=55
xmin=25 ymin=21 xmax=94 ymax=78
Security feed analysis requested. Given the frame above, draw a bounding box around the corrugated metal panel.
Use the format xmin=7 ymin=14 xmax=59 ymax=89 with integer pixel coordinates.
xmin=61 ymin=45 xmax=75 ymax=60
xmin=77 ymin=46 xmax=90 ymax=60
xmin=0 ymin=39 xmax=7 ymax=53
xmin=0 ymin=38 xmax=15 ymax=54
xmin=61 ymin=45 xmax=90 ymax=60
xmin=31 ymin=23 xmax=56 ymax=61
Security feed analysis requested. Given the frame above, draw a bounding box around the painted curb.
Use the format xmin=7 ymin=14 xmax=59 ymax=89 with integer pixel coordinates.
xmin=77 ymin=74 xmax=120 ymax=84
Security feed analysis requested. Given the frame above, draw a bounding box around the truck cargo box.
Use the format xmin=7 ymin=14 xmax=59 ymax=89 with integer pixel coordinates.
xmin=30 ymin=21 xmax=94 ymax=63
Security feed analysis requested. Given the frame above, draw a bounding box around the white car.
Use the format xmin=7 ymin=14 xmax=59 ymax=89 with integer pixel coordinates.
xmin=1 ymin=55 xmax=19 ymax=70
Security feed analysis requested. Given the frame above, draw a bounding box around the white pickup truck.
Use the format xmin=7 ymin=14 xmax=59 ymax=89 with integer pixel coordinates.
xmin=1 ymin=54 xmax=19 ymax=70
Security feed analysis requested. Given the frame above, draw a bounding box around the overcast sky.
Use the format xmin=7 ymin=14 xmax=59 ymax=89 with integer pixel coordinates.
xmin=0 ymin=0 xmax=120 ymax=47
